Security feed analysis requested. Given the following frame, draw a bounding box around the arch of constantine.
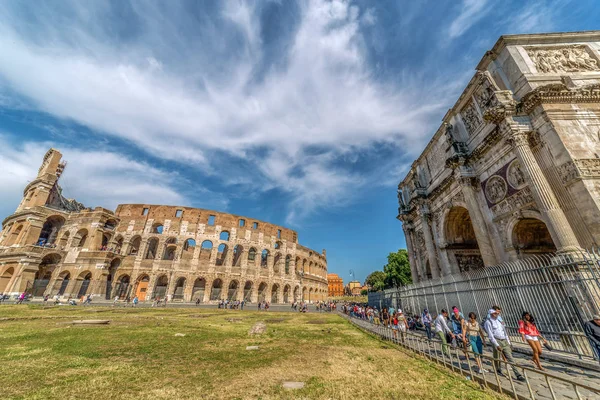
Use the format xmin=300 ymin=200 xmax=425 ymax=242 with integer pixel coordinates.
xmin=398 ymin=31 xmax=600 ymax=282
xmin=0 ymin=149 xmax=328 ymax=302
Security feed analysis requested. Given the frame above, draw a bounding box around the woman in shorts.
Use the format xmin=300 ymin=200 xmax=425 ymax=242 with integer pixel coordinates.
xmin=462 ymin=312 xmax=487 ymax=374
xmin=397 ymin=310 xmax=408 ymax=342
xmin=519 ymin=311 xmax=547 ymax=371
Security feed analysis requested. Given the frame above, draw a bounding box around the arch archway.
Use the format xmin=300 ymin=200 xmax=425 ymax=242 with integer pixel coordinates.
xmin=232 ymin=245 xmax=243 ymax=267
xmin=172 ymin=277 xmax=186 ymax=301
xmin=182 ymin=239 xmax=196 ymax=260
xmin=228 ymin=280 xmax=239 ymax=300
xmin=75 ymin=272 xmax=93 ymax=298
xmin=114 ymin=274 xmax=131 ymax=299
xmin=210 ymin=278 xmax=223 ymax=301
xmin=37 ymin=215 xmax=65 ymax=246
xmin=302 ymin=286 xmax=307 ymax=301
xmin=32 ymin=254 xmax=61 ymax=296
xmin=283 ymin=285 xmax=290 ymax=303
xmin=52 ymin=271 xmax=70 ymax=296
xmin=129 ymin=236 xmax=142 ymax=255
xmin=293 ymin=286 xmax=299 ymax=302
xmin=285 ymin=255 xmax=291 ymax=275
xmin=271 ymin=284 xmax=280 ymax=303
xmin=153 ymin=275 xmax=169 ymax=300
xmin=257 ymin=282 xmax=267 ymax=302
xmin=145 ymin=238 xmax=159 ymax=259
xmin=0 ymin=267 xmax=14 ymax=293
xmin=512 ymin=218 xmax=556 ymax=254
xmin=444 ymin=206 xmax=483 ymax=273
xmin=134 ymin=275 xmax=150 ymax=301
xmin=216 ymin=244 xmax=228 ymax=266
xmin=105 ymin=258 xmax=121 ymax=299
xmin=243 ymin=281 xmax=253 ymax=301
xmin=74 ymin=229 xmax=88 ymax=248
xmin=273 ymin=253 xmax=282 ymax=273
xmin=192 ymin=278 xmax=206 ymax=302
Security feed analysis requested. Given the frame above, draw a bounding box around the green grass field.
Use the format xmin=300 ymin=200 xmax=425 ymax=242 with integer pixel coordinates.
xmin=0 ymin=305 xmax=503 ymax=399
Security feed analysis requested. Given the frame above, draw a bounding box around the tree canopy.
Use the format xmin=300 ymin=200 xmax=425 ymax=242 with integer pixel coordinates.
xmin=366 ymin=249 xmax=412 ymax=291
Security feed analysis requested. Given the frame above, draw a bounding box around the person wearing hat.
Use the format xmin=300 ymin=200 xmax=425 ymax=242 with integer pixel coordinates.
xmin=484 ymin=308 xmax=525 ymax=381
xmin=584 ymin=315 xmax=600 ymax=364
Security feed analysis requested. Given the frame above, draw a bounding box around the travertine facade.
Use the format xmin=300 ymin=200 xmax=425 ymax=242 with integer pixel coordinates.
xmin=398 ymin=31 xmax=600 ymax=283
xmin=0 ymin=149 xmax=328 ymax=302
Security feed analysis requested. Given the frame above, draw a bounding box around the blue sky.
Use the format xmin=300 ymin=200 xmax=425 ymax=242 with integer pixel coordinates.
xmin=0 ymin=0 xmax=599 ymax=283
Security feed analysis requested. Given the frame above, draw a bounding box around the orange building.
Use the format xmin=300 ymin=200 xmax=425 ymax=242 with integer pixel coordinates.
xmin=327 ymin=273 xmax=344 ymax=297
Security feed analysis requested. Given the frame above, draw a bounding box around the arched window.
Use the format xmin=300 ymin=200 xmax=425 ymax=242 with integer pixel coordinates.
xmin=74 ymin=229 xmax=88 ymax=248
xmin=129 ymin=236 xmax=141 ymax=255
xmin=182 ymin=238 xmax=196 ymax=260
xmin=233 ymin=245 xmax=243 ymax=266
xmin=151 ymin=223 xmax=164 ymax=234
xmin=285 ymin=255 xmax=291 ymax=274
xmin=274 ymin=241 xmax=282 ymax=249
xmin=145 ymin=238 xmax=159 ymax=259
xmin=261 ymin=249 xmax=269 ymax=267
xmin=219 ymin=231 xmax=230 ymax=241
xmin=201 ymin=240 xmax=213 ymax=250
xmin=248 ymin=247 xmax=256 ymax=261
xmin=216 ymin=244 xmax=228 ymax=266
xmin=37 ymin=216 xmax=65 ymax=246
xmin=183 ymin=238 xmax=196 ymax=250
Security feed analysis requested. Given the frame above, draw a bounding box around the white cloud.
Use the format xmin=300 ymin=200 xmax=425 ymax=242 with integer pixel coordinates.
xmin=0 ymin=136 xmax=188 ymax=220
xmin=0 ymin=0 xmax=452 ymax=224
xmin=448 ymin=0 xmax=490 ymax=39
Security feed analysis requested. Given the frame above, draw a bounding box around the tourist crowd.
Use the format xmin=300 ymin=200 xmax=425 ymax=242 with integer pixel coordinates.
xmin=342 ymin=302 xmax=600 ymax=377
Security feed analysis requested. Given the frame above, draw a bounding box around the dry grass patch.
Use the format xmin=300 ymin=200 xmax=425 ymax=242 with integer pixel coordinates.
xmin=0 ymin=305 xmax=505 ymax=400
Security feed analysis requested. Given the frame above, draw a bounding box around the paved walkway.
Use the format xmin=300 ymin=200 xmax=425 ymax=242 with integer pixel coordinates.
xmin=344 ymin=314 xmax=600 ymax=400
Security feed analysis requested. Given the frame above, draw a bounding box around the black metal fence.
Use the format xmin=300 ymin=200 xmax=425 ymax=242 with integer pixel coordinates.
xmin=368 ymin=250 xmax=600 ymax=360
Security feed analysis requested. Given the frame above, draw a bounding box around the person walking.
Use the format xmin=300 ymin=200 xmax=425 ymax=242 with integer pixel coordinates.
xmin=133 ymin=296 xmax=139 ymax=307
xmin=381 ymin=307 xmax=390 ymax=328
xmin=584 ymin=315 xmax=600 ymax=364
xmin=450 ymin=306 xmax=465 ymax=349
xmin=397 ymin=310 xmax=408 ymax=342
xmin=434 ymin=309 xmax=454 ymax=356
xmin=519 ymin=312 xmax=547 ymax=371
xmin=484 ymin=308 xmax=525 ymax=381
xmin=463 ymin=312 xmax=487 ymax=374
xmin=422 ymin=308 xmax=433 ymax=340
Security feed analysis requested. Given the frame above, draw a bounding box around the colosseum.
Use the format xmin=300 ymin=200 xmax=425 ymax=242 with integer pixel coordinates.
xmin=0 ymin=149 xmax=328 ymax=303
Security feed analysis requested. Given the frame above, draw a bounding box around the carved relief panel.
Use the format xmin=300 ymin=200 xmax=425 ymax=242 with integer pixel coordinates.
xmin=557 ymin=158 xmax=600 ymax=185
xmin=481 ymin=159 xmax=533 ymax=217
xmin=526 ymin=45 xmax=600 ymax=74
xmin=461 ymin=100 xmax=483 ymax=136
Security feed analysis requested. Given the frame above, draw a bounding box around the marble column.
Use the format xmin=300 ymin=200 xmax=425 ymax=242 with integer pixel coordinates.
xmin=456 ymin=172 xmax=499 ymax=266
xmin=506 ymin=128 xmax=581 ymax=252
xmin=419 ymin=204 xmax=441 ymax=279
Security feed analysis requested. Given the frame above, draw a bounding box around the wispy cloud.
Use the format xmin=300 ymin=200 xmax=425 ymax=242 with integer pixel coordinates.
xmin=447 ymin=0 xmax=490 ymax=39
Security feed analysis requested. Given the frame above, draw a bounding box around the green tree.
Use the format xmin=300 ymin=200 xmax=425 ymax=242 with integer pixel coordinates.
xmin=383 ymin=249 xmax=412 ymax=288
xmin=360 ymin=289 xmax=368 ymax=296
xmin=365 ymin=270 xmax=386 ymax=291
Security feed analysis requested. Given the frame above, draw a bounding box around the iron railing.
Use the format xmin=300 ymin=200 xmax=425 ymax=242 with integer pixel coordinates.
xmin=344 ymin=313 xmax=600 ymax=400
xmin=368 ymin=249 xmax=600 ymax=360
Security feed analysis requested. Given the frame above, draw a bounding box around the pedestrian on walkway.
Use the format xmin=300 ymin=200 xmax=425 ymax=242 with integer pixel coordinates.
xmin=484 ymin=308 xmax=525 ymax=381
xmin=434 ymin=309 xmax=454 ymax=356
xmin=382 ymin=307 xmax=390 ymax=328
xmin=450 ymin=306 xmax=466 ymax=349
xmin=423 ymin=308 xmax=433 ymax=340
xmin=519 ymin=312 xmax=546 ymax=371
xmin=584 ymin=315 xmax=600 ymax=364
xmin=397 ymin=310 xmax=408 ymax=342
xmin=133 ymin=296 xmax=139 ymax=307
xmin=463 ymin=312 xmax=487 ymax=374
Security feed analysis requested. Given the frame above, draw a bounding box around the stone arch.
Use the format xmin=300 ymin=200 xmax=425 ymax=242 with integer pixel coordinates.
xmin=37 ymin=215 xmax=66 ymax=246
xmin=74 ymin=271 xmax=93 ymax=298
xmin=5 ymin=224 xmax=23 ymax=246
xmin=243 ymin=281 xmax=253 ymax=301
xmin=273 ymin=253 xmax=282 ymax=273
xmin=74 ymin=229 xmax=88 ymax=248
xmin=113 ymin=235 xmax=124 ymax=254
xmin=511 ymin=217 xmax=556 ymax=255
xmin=51 ymin=271 xmax=71 ymax=296
xmin=153 ymin=275 xmax=169 ymax=300
xmin=129 ymin=235 xmax=142 ymax=255
xmin=227 ymin=280 xmax=239 ymax=300
xmin=134 ymin=274 xmax=150 ymax=301
xmin=210 ymin=278 xmax=223 ymax=301
xmin=172 ymin=277 xmax=186 ymax=301
xmin=163 ymin=243 xmax=177 ymax=260
xmin=58 ymin=231 xmax=70 ymax=249
xmin=293 ymin=286 xmax=300 ymax=302
xmin=101 ymin=232 xmax=112 ymax=250
xmin=192 ymin=278 xmax=206 ymax=302
xmin=443 ymin=205 xmax=483 ymax=273
xmin=105 ymin=258 xmax=121 ymax=300
xmin=309 ymin=287 xmax=314 ymax=302
xmin=283 ymin=284 xmax=290 ymax=303
xmin=274 ymin=241 xmax=282 ymax=249
xmin=248 ymin=248 xmax=257 ymax=265
xmin=219 ymin=231 xmax=230 ymax=241
xmin=182 ymin=238 xmax=196 ymax=260
xmin=145 ymin=237 xmax=159 ymax=259
xmin=295 ymin=257 xmax=301 ymax=273
xmin=151 ymin=223 xmax=164 ymax=234
xmin=32 ymin=253 xmax=61 ymax=296
xmin=257 ymin=282 xmax=268 ymax=302
xmin=261 ymin=249 xmax=269 ymax=268
xmin=232 ymin=245 xmax=244 ymax=267
xmin=0 ymin=267 xmax=14 ymax=293
xmin=285 ymin=255 xmax=291 ymax=274
xmin=200 ymin=240 xmax=213 ymax=264
xmin=302 ymin=286 xmax=307 ymax=301
xmin=216 ymin=244 xmax=228 ymax=266
xmin=271 ymin=283 xmax=280 ymax=303
xmin=114 ymin=274 xmax=131 ymax=299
